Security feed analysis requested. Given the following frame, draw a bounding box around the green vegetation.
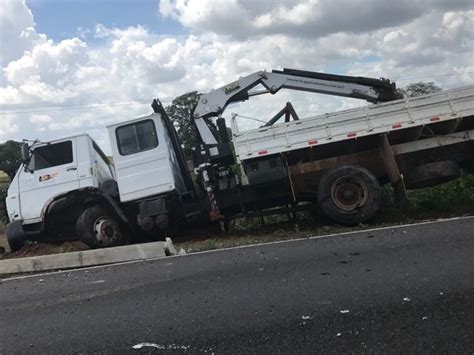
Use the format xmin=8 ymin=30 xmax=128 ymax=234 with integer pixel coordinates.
xmin=0 ymin=184 xmax=9 ymax=225
xmin=165 ymin=91 xmax=201 ymax=155
xmin=400 ymin=82 xmax=442 ymax=98
xmin=379 ymin=171 xmax=474 ymax=223
xmin=0 ymin=140 xmax=22 ymax=181
xmin=177 ymin=172 xmax=474 ymax=253
xmin=165 ymin=91 xmax=220 ymax=158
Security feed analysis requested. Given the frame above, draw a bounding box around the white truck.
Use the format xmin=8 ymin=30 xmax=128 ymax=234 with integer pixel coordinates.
xmin=5 ymin=68 xmax=474 ymax=250
xmin=6 ymin=135 xmax=119 ymax=248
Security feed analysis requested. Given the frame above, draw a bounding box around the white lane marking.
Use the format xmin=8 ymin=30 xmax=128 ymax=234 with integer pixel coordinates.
xmin=403 ymin=297 xmax=411 ymax=302
xmin=2 ymin=215 xmax=473 ymax=282
xmin=302 ymin=315 xmax=311 ymax=320
xmin=340 ymin=309 xmax=350 ymax=314
xmin=88 ymin=280 xmax=105 ymax=284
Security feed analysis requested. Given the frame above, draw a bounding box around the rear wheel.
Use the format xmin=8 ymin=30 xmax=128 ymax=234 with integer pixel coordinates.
xmin=317 ymin=165 xmax=382 ymax=225
xmin=76 ymin=205 xmax=125 ymax=248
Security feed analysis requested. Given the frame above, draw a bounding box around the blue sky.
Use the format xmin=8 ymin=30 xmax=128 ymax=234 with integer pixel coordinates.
xmin=27 ymin=0 xmax=185 ymax=41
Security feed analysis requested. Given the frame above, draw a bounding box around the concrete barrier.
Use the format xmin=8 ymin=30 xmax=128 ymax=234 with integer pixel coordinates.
xmin=0 ymin=241 xmax=172 ymax=276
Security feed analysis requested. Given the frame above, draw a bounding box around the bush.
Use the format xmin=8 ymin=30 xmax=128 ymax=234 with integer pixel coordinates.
xmin=380 ymin=171 xmax=474 ymax=222
xmin=0 ymin=184 xmax=9 ymax=224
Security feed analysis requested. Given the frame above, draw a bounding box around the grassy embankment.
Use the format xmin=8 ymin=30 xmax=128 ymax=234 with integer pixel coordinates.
xmin=176 ymin=172 xmax=474 ymax=252
xmin=0 ymin=171 xmax=472 ymax=258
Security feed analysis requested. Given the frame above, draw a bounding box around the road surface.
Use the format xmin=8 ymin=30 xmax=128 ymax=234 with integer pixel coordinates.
xmin=1 ymin=217 xmax=473 ymax=353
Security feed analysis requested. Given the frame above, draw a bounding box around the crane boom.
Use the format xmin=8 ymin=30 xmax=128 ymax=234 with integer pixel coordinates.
xmin=193 ymin=68 xmax=399 ymax=146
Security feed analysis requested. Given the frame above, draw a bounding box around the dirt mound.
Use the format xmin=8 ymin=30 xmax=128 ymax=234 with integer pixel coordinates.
xmin=2 ymin=241 xmax=90 ymax=260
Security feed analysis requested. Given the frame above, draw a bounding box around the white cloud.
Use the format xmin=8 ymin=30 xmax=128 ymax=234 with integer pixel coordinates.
xmin=29 ymin=114 xmax=52 ymax=131
xmin=0 ymin=116 xmax=18 ymax=140
xmin=0 ymin=0 xmax=473 ymax=146
xmin=0 ymin=0 xmax=46 ymax=83
xmin=159 ymin=0 xmax=474 ymax=39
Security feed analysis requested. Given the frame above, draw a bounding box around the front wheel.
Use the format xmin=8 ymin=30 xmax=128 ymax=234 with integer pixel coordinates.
xmin=317 ymin=165 xmax=382 ymax=225
xmin=76 ymin=205 xmax=125 ymax=248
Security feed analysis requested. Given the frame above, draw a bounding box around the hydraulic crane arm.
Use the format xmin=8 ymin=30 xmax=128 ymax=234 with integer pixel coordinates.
xmin=193 ymin=68 xmax=399 ymax=145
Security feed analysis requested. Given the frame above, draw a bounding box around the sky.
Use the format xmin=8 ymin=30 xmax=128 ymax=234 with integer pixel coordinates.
xmin=0 ymin=0 xmax=473 ymax=153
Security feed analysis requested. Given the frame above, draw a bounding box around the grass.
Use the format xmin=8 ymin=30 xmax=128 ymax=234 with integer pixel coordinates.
xmin=176 ymin=172 xmax=474 ymax=253
xmin=377 ymin=171 xmax=474 ymax=223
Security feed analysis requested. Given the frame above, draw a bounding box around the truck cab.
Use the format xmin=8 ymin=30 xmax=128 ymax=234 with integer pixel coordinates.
xmin=6 ymin=135 xmax=115 ymax=247
xmin=107 ymin=112 xmax=192 ymax=234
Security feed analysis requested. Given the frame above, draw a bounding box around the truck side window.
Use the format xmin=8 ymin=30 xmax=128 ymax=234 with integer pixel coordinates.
xmin=116 ymin=119 xmax=158 ymax=156
xmin=28 ymin=141 xmax=73 ymax=171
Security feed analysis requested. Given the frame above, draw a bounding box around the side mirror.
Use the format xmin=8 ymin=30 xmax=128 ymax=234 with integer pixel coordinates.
xmin=21 ymin=143 xmax=30 ymax=163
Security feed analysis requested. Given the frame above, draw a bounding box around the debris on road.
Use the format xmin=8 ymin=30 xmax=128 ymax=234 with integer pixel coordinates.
xmin=132 ymin=342 xmax=191 ymax=351
xmin=132 ymin=342 xmax=165 ymax=350
xmin=1 ymin=241 xmax=89 ymax=260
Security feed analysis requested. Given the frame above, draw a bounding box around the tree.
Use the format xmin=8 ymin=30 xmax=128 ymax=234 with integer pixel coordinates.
xmin=401 ymin=82 xmax=442 ymax=98
xmin=165 ymin=91 xmax=200 ymax=154
xmin=165 ymin=91 xmax=218 ymax=156
xmin=0 ymin=140 xmax=22 ymax=180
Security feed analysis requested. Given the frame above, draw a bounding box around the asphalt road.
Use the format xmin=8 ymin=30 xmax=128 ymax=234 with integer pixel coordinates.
xmin=1 ymin=217 xmax=473 ymax=354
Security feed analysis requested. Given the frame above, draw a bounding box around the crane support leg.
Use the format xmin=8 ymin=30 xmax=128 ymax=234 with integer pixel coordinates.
xmin=264 ymin=102 xmax=300 ymax=127
xmin=379 ymin=134 xmax=409 ymax=206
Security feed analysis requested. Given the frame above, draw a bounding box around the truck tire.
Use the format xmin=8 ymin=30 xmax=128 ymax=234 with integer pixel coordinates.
xmin=404 ymin=161 xmax=460 ymax=189
xmin=317 ymin=165 xmax=382 ymax=225
xmin=5 ymin=221 xmax=27 ymax=252
xmin=76 ymin=205 xmax=125 ymax=248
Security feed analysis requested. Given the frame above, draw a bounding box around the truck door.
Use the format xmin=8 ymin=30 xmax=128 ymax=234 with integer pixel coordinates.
xmin=112 ymin=118 xmax=175 ymax=202
xmin=19 ymin=139 xmax=80 ymax=222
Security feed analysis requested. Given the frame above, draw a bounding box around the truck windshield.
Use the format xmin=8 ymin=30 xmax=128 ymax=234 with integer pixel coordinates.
xmin=116 ymin=119 xmax=158 ymax=156
xmin=27 ymin=140 xmax=73 ymax=171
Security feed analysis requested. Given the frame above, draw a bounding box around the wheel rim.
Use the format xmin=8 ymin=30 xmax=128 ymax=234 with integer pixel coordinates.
xmin=93 ymin=217 xmax=120 ymax=246
xmin=330 ymin=176 xmax=368 ymax=211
